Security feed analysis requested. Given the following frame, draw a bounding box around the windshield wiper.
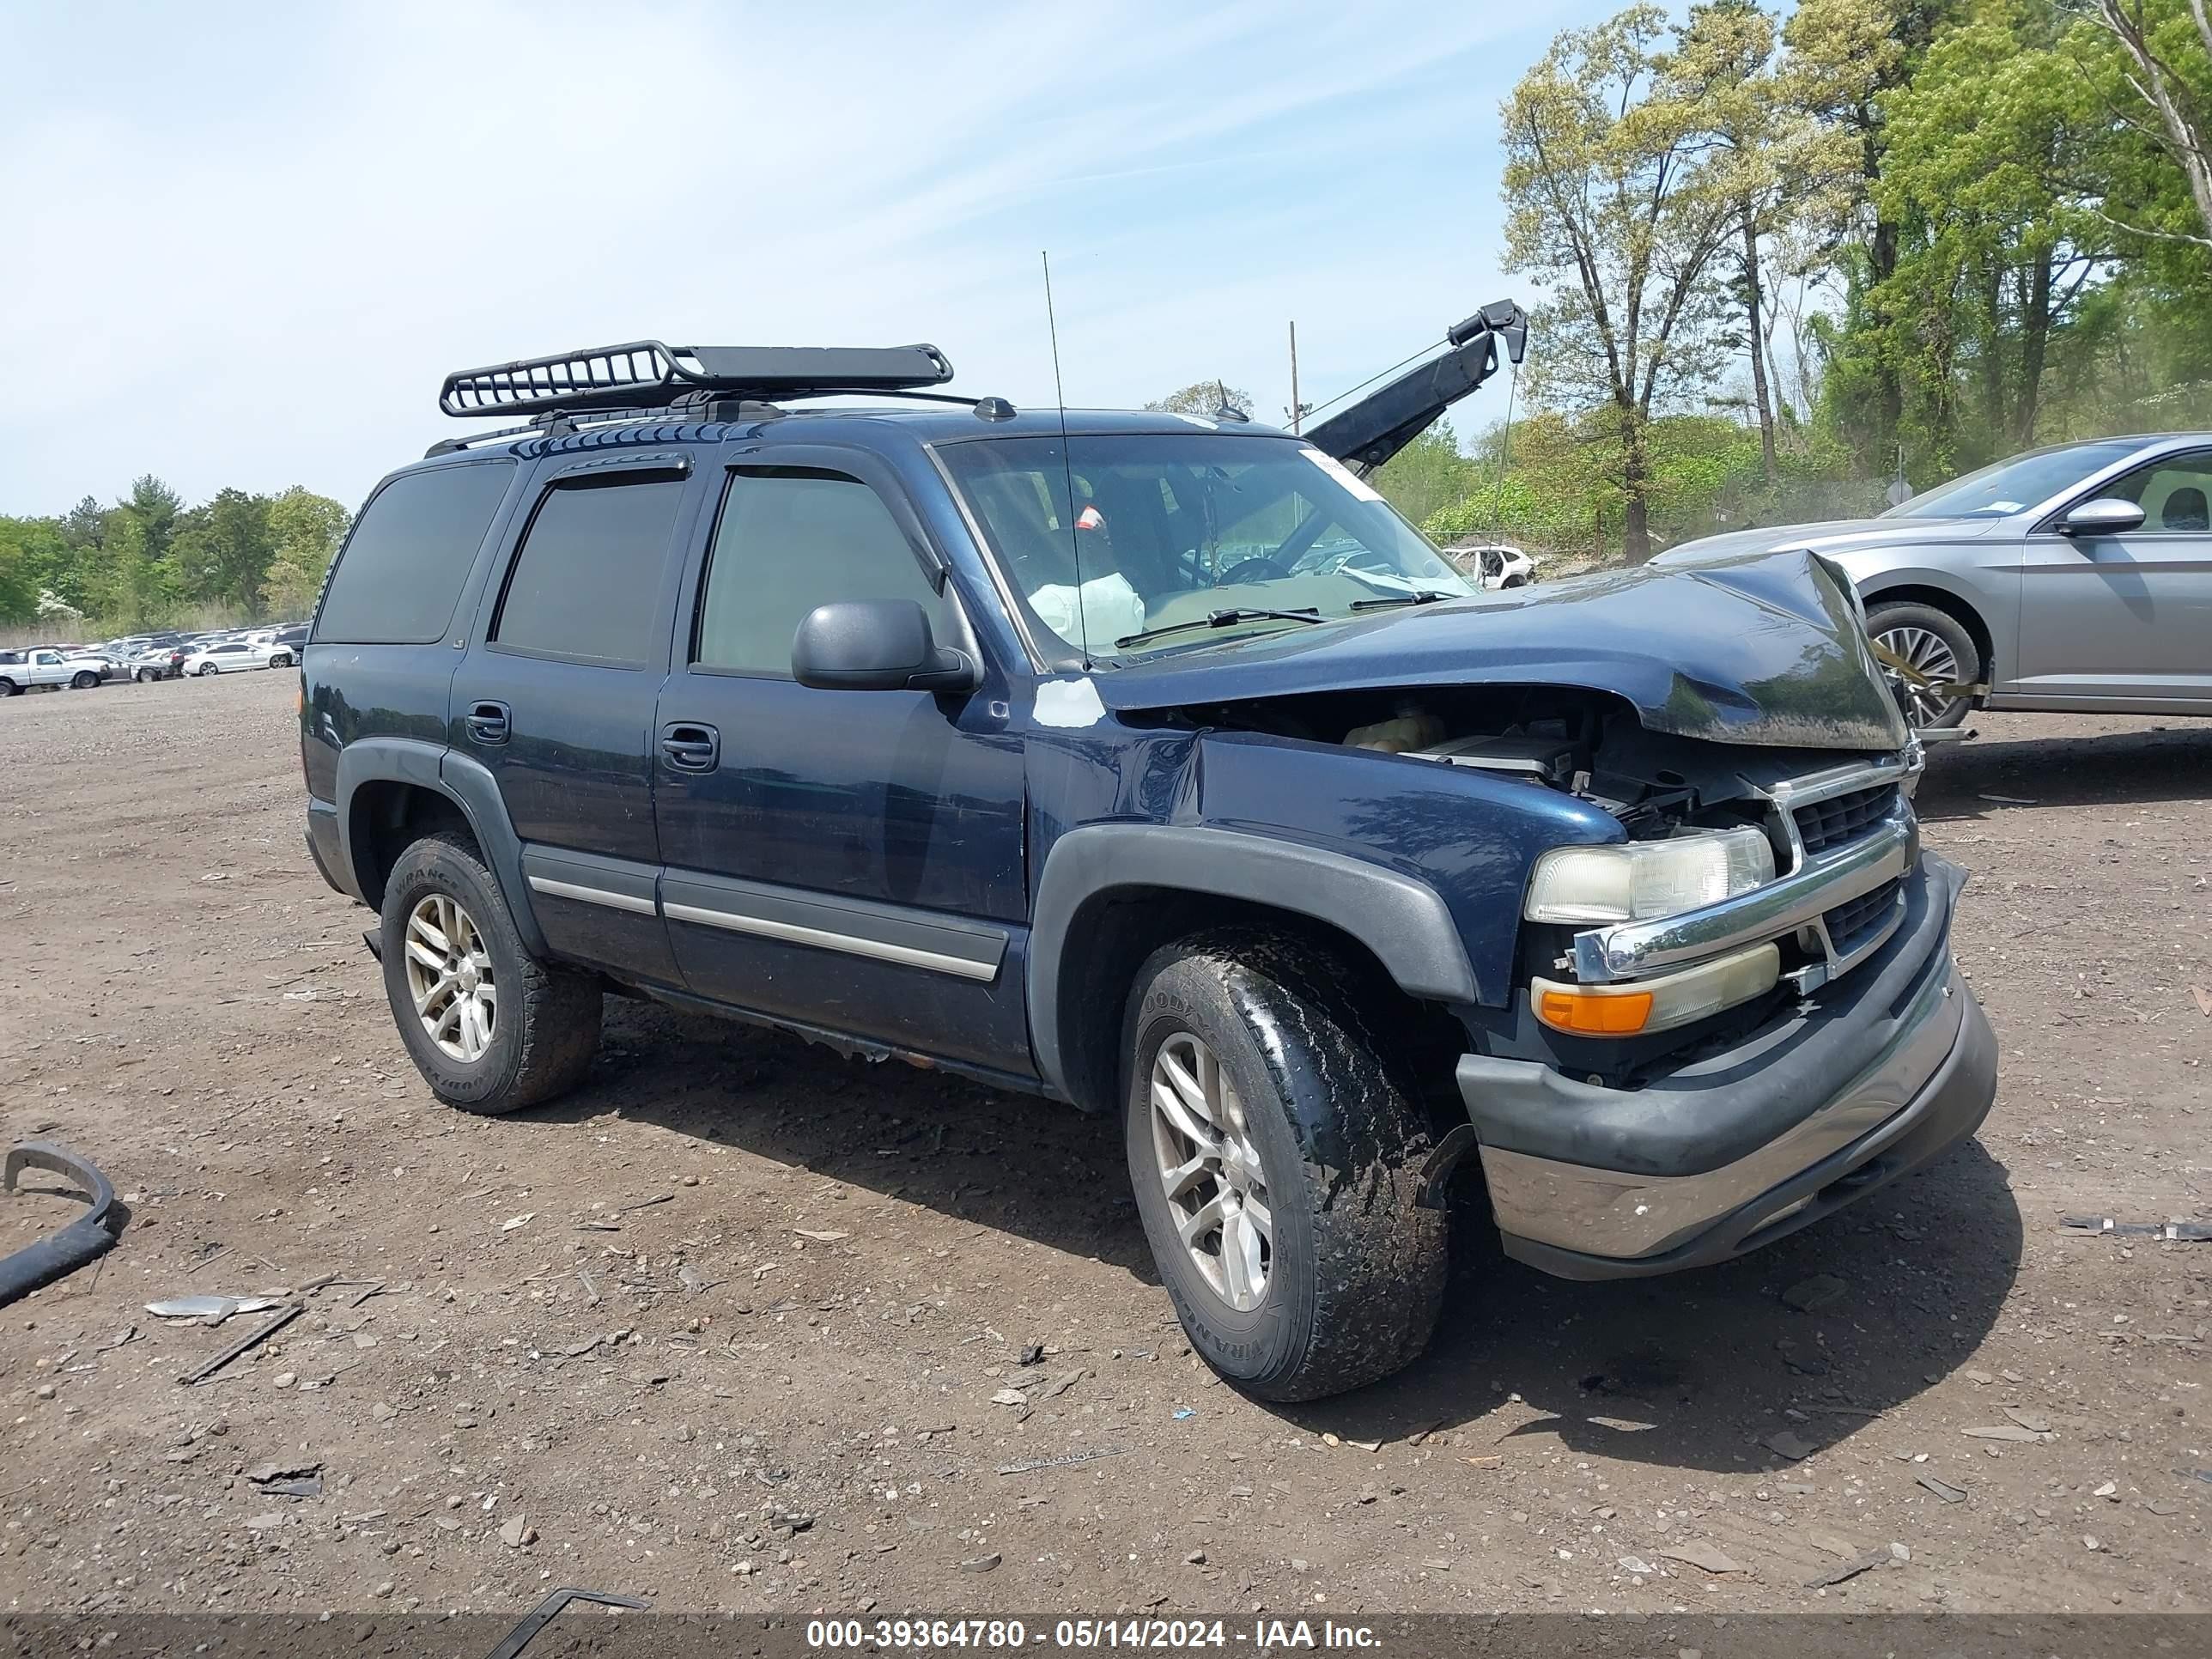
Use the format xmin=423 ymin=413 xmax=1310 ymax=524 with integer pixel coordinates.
xmin=1115 ymin=607 xmax=1326 ymax=649
xmin=1348 ymin=589 xmax=1455 ymax=611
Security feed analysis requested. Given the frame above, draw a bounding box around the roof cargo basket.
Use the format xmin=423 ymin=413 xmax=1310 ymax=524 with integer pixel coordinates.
xmin=439 ymin=342 xmax=955 ymax=419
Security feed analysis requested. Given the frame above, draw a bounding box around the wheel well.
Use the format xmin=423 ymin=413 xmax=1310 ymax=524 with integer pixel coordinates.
xmin=1053 ymin=887 xmax=1467 ymax=1120
xmin=347 ymin=781 xmax=475 ymax=912
xmin=1862 ymin=584 xmax=1995 ymax=682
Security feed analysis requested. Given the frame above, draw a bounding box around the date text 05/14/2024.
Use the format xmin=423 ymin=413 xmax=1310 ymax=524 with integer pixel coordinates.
xmin=804 ymin=1619 xmax=1382 ymax=1650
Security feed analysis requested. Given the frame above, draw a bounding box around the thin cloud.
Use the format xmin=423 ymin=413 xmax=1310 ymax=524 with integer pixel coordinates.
xmin=0 ymin=1 xmax=1602 ymax=513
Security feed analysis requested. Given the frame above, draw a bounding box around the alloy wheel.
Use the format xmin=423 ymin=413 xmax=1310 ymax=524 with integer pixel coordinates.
xmin=404 ymin=892 xmax=497 ymax=1063
xmin=1149 ymin=1031 xmax=1273 ymax=1311
xmin=1875 ymin=624 xmax=1962 ymax=726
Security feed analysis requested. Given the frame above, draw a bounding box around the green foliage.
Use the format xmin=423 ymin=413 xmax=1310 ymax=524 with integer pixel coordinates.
xmin=1436 ymin=0 xmax=2212 ymax=558
xmin=1146 ymin=381 xmax=1256 ymax=417
xmin=0 ymin=478 xmax=349 ymax=633
xmin=261 ymin=486 xmax=352 ymax=617
xmin=1369 ymin=424 xmax=1480 ymax=530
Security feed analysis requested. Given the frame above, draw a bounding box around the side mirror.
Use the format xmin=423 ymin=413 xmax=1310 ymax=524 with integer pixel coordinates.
xmin=2059 ymin=497 xmax=2145 ymax=537
xmin=792 ymin=599 xmax=979 ymax=693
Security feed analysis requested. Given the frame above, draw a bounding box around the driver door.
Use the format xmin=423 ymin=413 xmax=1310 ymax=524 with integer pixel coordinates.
xmin=2018 ymin=449 xmax=2212 ymax=709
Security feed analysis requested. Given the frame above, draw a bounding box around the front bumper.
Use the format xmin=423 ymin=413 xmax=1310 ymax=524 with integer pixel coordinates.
xmin=1458 ymin=853 xmax=1996 ymax=1279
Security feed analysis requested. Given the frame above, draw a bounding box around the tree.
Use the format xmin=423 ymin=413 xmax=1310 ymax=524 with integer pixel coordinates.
xmin=260 ymin=487 xmax=351 ymax=617
xmin=2084 ymin=0 xmax=2212 ymax=248
xmin=1146 ymin=381 xmax=1255 ymax=417
xmin=1672 ymin=1 xmax=1849 ymax=482
xmin=167 ymin=489 xmax=275 ymax=614
xmin=1501 ymin=5 xmax=1741 ymax=560
xmin=123 ymin=475 xmax=184 ymax=568
xmin=1875 ymin=2 xmax=2110 ymax=460
xmin=0 ymin=520 xmax=46 ymax=624
xmin=1370 ymin=423 xmax=1479 ymax=531
xmin=1784 ymin=0 xmax=1959 ymax=465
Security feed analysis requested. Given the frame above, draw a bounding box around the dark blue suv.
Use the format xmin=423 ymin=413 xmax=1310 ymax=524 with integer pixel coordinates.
xmin=301 ymin=319 xmax=1997 ymax=1400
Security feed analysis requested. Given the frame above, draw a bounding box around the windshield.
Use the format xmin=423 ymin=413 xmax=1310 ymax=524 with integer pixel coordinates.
xmin=1881 ymin=439 xmax=2147 ymax=520
xmin=936 ymin=433 xmax=1474 ymax=661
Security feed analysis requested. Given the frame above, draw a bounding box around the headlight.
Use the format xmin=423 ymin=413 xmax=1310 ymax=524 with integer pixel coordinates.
xmin=1523 ymin=827 xmax=1776 ymax=925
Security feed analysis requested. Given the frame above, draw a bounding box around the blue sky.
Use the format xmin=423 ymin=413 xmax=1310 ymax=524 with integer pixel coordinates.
xmin=0 ymin=1 xmax=1620 ymax=515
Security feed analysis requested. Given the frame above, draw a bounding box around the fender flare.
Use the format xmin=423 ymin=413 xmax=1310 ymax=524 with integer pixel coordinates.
xmin=1026 ymin=823 xmax=1481 ymax=1100
xmin=334 ymin=739 xmax=546 ymax=956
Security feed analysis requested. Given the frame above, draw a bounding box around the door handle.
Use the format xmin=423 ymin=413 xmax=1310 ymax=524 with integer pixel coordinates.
xmin=466 ymin=701 xmax=511 ymax=744
xmin=659 ymin=722 xmax=720 ymax=772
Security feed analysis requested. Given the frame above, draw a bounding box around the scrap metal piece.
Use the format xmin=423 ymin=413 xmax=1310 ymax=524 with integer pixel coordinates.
xmin=994 ymin=1446 xmax=1129 ymax=1476
xmin=146 ymin=1294 xmax=284 ymax=1323
xmin=2061 ymin=1215 xmax=2212 ymax=1242
xmin=178 ymin=1303 xmax=303 ymax=1386
xmin=483 ymin=1586 xmax=651 ymax=1659
xmin=1 ymin=1141 xmax=128 ymax=1309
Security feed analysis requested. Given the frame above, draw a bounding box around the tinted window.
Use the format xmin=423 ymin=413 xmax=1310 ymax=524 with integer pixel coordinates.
xmin=316 ymin=461 xmax=514 ymax=644
xmin=494 ymin=478 xmax=685 ymax=666
xmin=2099 ymin=452 xmax=2212 ymax=531
xmin=694 ymin=471 xmax=942 ymax=676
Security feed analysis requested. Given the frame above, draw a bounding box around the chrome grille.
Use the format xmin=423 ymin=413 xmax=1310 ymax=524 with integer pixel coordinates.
xmin=1794 ymin=783 xmax=1899 ymax=857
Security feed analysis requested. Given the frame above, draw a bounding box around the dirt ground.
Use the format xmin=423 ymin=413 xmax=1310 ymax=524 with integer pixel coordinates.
xmin=1 ymin=670 xmax=2206 ymax=1623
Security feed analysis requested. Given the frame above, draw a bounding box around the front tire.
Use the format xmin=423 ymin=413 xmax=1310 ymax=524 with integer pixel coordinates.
xmin=1867 ymin=600 xmax=1979 ymax=730
xmin=70 ymin=671 xmax=98 ymax=690
xmin=378 ymin=831 xmax=602 ymax=1115
xmin=1123 ymin=933 xmax=1447 ymax=1401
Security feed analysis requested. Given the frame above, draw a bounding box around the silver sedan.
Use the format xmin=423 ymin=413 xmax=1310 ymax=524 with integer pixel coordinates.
xmin=1656 ymin=434 xmax=2212 ymax=727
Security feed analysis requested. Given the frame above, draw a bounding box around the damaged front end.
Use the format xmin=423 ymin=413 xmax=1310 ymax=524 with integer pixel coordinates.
xmin=1084 ymin=548 xmax=1994 ymax=1274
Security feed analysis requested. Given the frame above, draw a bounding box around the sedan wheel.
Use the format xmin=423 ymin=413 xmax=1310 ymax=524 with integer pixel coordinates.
xmin=403 ymin=893 xmax=497 ymax=1064
xmin=1875 ymin=623 xmax=1960 ymax=726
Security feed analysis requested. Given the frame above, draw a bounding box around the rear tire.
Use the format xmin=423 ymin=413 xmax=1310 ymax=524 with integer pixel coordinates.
xmin=379 ymin=831 xmax=602 ymax=1115
xmin=1867 ymin=599 xmax=1979 ymax=730
xmin=270 ymin=652 xmax=293 ymax=668
xmin=0 ymin=678 xmax=18 ymax=696
xmin=1123 ymin=932 xmax=1447 ymax=1401
xmin=198 ymin=662 xmax=219 ymax=677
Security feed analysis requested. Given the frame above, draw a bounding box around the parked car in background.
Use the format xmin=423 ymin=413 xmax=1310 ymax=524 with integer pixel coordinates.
xmin=0 ymin=646 xmax=113 ymax=694
xmin=1656 ymin=434 xmax=2212 ymax=728
xmin=125 ymin=644 xmax=185 ymax=682
xmin=180 ymin=638 xmax=293 ymax=676
xmin=1463 ymin=543 xmax=1536 ymax=589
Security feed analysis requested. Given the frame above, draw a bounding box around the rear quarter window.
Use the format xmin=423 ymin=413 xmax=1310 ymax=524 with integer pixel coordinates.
xmin=315 ymin=461 xmax=516 ymax=645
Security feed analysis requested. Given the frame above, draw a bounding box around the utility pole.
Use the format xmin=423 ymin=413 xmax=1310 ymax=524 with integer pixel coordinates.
xmin=1288 ymin=321 xmax=1301 ymax=434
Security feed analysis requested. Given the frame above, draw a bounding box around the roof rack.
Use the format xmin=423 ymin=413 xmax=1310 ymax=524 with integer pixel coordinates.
xmin=438 ymin=341 xmax=955 ymax=419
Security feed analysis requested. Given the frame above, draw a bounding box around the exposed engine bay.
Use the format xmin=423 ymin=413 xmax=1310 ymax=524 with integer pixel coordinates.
xmin=1153 ymin=684 xmax=1885 ymax=842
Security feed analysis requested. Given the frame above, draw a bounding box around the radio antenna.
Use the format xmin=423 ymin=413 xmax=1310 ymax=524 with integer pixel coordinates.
xmin=1041 ymin=250 xmax=1091 ymax=668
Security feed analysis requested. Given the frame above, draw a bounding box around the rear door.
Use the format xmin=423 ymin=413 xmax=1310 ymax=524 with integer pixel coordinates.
xmin=2018 ymin=448 xmax=2212 ymax=708
xmin=450 ymin=449 xmax=705 ymax=986
xmin=651 ymin=446 xmax=1031 ymax=1073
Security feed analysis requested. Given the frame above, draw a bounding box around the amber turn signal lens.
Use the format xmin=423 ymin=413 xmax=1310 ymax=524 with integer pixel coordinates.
xmin=1536 ymin=988 xmax=1654 ymax=1035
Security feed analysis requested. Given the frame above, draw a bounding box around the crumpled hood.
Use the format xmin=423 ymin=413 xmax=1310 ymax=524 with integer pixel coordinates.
xmin=1094 ymin=547 xmax=1910 ymax=750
